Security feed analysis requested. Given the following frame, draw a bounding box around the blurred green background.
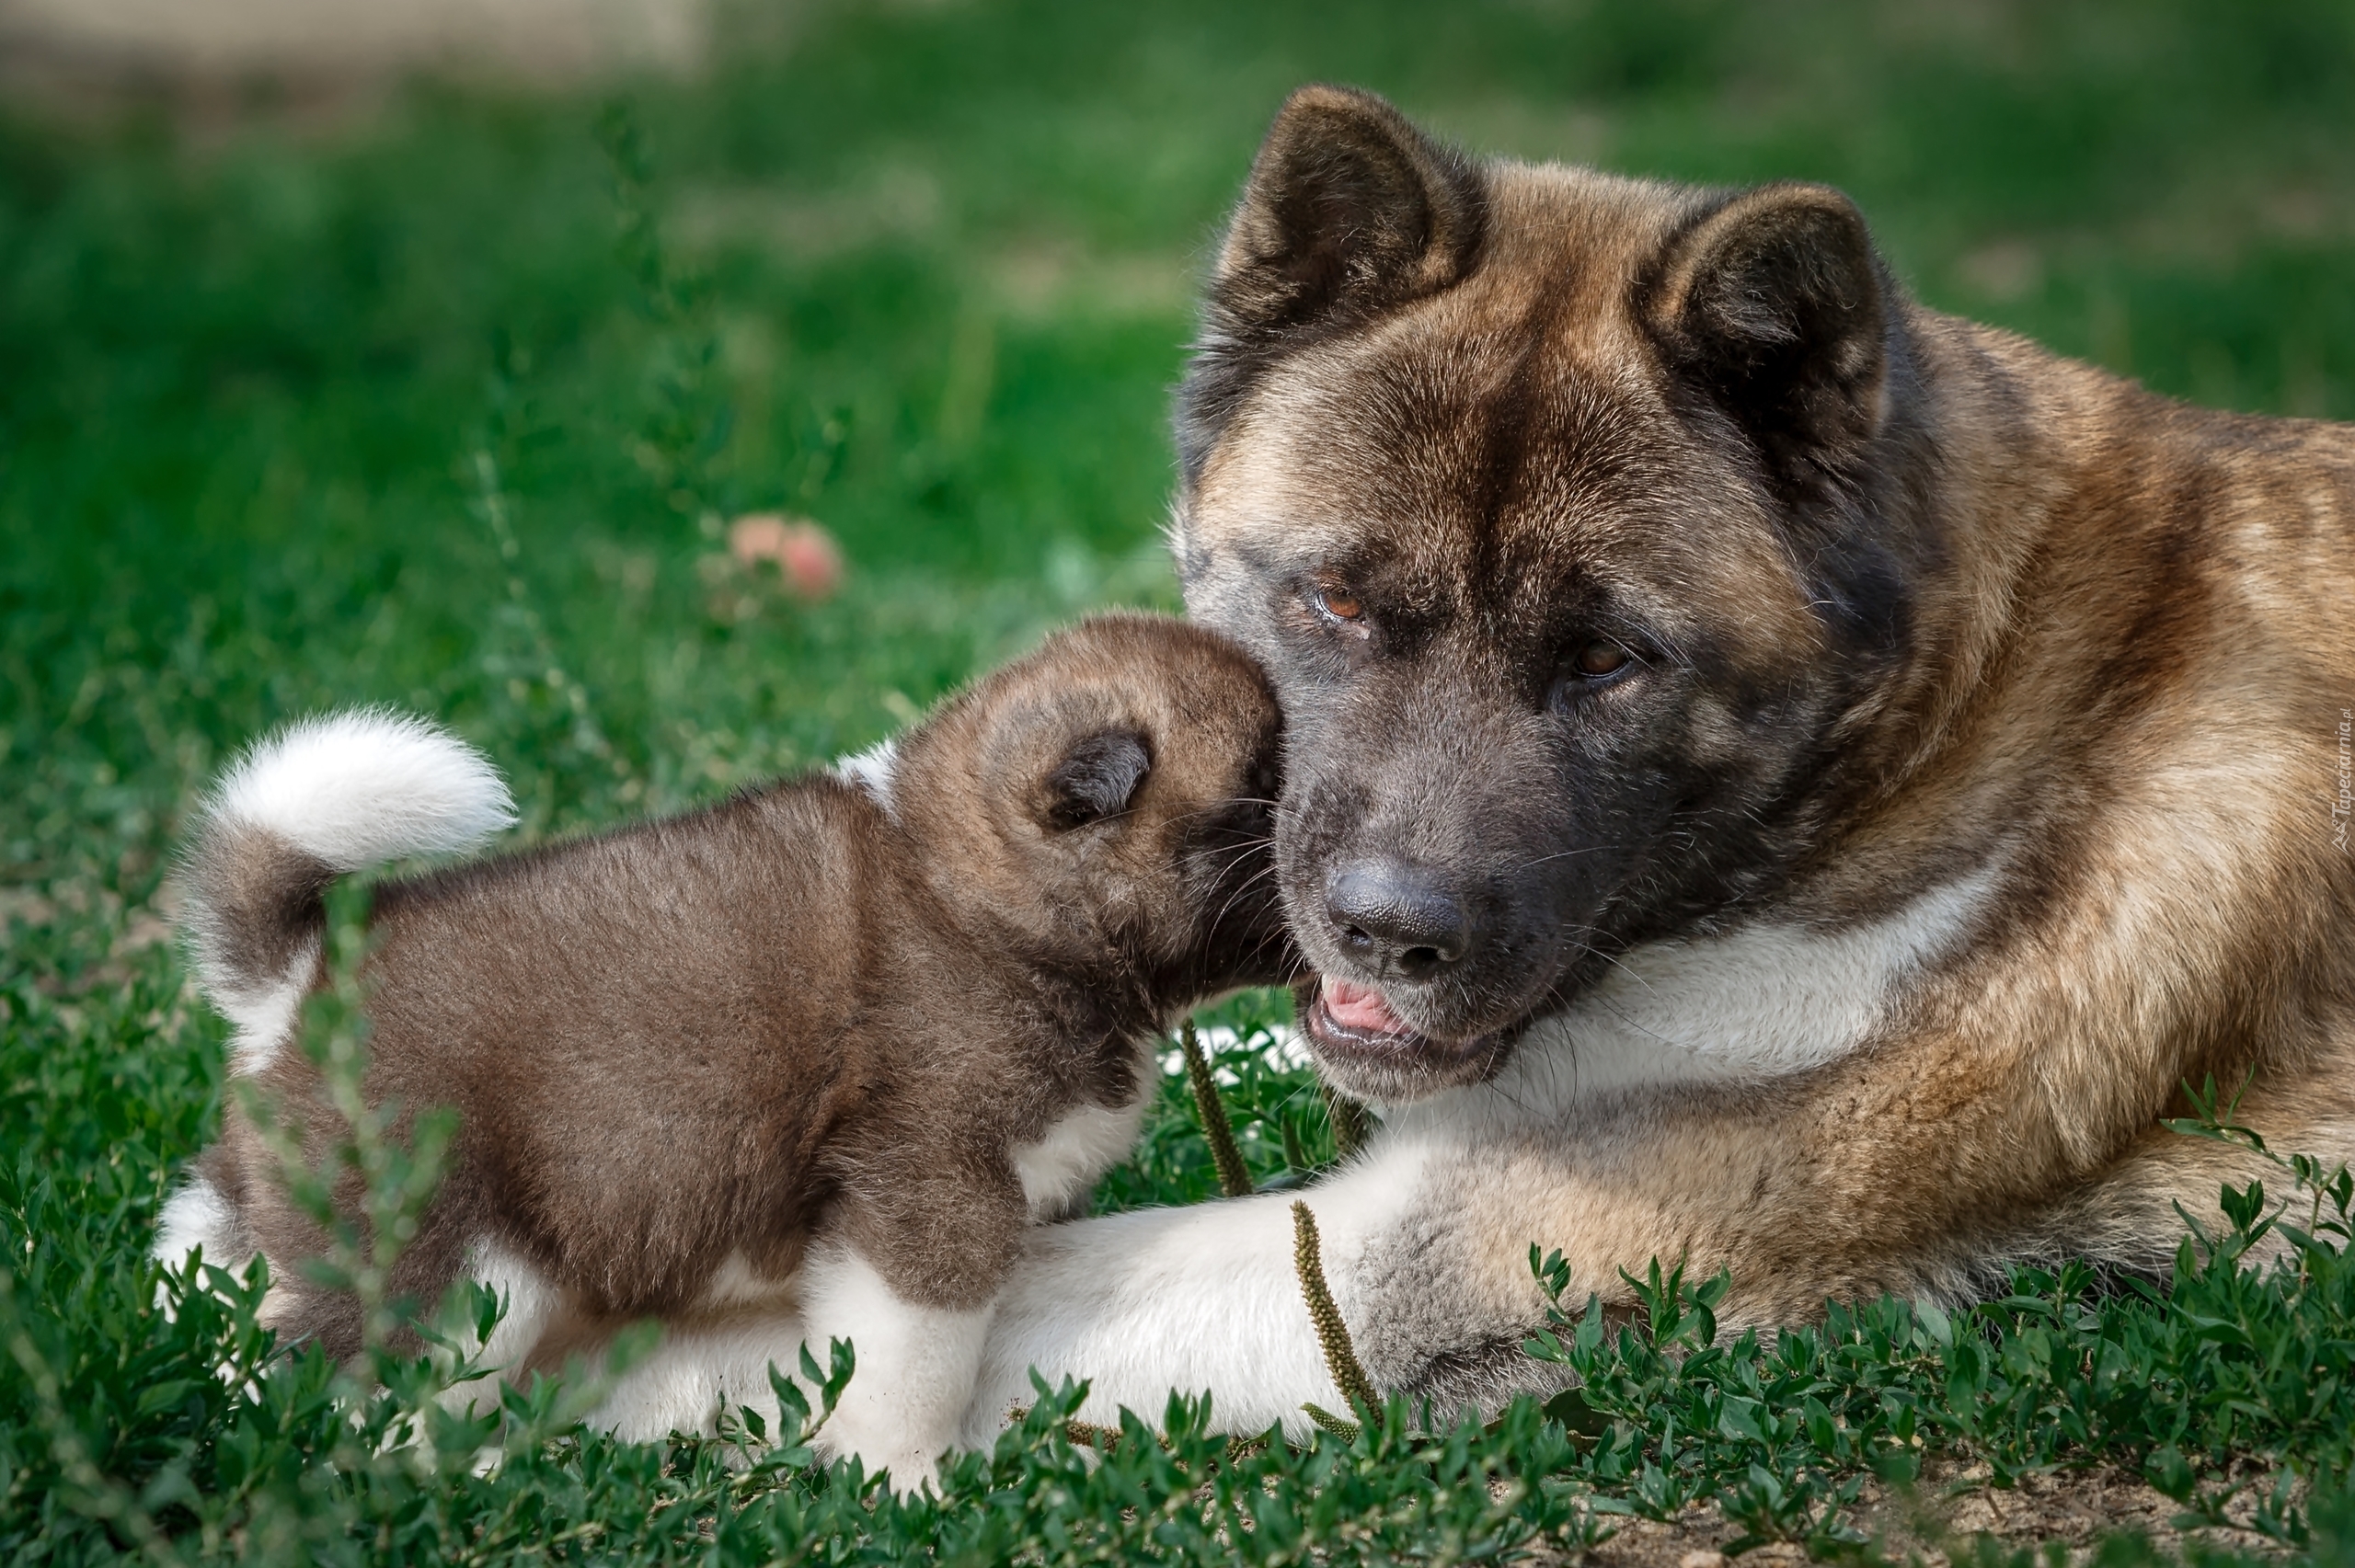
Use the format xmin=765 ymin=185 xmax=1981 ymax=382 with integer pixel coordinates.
xmin=5 ymin=0 xmax=2353 ymax=956
xmin=3 ymin=9 xmax=2353 ymax=1555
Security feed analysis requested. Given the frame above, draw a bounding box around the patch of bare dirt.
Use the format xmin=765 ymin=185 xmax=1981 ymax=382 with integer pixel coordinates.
xmin=1533 ymin=1458 xmax=2293 ymax=1565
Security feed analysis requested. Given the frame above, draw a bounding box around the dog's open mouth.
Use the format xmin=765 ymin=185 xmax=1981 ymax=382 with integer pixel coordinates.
xmin=1304 ymin=975 xmax=1494 ymax=1067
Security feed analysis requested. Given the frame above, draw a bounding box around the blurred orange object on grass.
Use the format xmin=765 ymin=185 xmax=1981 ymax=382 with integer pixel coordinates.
xmin=728 ymin=513 xmax=844 ymax=601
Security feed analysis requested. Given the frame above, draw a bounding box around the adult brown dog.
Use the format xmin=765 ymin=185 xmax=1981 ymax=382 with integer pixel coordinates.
xmin=950 ymin=84 xmax=2355 ymax=1433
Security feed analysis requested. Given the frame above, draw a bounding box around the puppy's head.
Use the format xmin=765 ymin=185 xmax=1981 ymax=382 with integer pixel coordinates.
xmin=892 ymin=613 xmax=1293 ymax=1008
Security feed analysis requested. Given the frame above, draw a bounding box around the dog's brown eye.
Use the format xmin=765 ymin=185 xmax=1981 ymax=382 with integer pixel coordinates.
xmin=1576 ymin=640 xmax=1629 ymax=677
xmin=1318 ymin=589 xmax=1364 ymax=622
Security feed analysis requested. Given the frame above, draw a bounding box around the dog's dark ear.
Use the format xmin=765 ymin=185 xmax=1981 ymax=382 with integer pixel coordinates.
xmin=1648 ymin=184 xmax=1888 ymax=501
xmin=1180 ymin=87 xmax=1484 ymax=476
xmin=1038 ymin=729 xmax=1152 ymax=831
xmin=1209 ymin=86 xmax=1485 ymax=342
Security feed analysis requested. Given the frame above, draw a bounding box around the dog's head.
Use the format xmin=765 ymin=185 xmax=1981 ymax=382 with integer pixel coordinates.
xmin=1176 ymin=86 xmax=1933 ymax=1102
xmin=895 ymin=613 xmax=1293 ymax=1009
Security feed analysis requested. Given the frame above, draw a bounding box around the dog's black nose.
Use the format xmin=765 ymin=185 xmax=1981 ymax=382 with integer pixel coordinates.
xmin=1325 ymin=861 xmax=1470 ymax=981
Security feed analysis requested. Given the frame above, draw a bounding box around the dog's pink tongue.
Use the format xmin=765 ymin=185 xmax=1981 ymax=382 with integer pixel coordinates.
xmin=1323 ymin=976 xmax=1407 ymax=1035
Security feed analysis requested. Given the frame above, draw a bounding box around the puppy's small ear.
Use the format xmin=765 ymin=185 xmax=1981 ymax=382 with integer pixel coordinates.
xmin=1039 ymin=729 xmax=1152 ymax=831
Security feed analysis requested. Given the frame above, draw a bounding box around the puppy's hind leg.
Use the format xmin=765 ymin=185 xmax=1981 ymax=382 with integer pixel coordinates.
xmin=798 ymin=1236 xmax=994 ymax=1492
xmin=153 ymin=1149 xmax=261 ymax=1308
xmin=573 ymin=1306 xmax=812 ymax=1444
xmin=435 ymin=1240 xmax=566 ymax=1418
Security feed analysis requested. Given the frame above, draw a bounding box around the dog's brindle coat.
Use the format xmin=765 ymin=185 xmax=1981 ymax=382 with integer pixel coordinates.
xmin=178 ymin=614 xmax=1290 ymax=1473
xmin=936 ymin=86 xmax=2355 ymax=1434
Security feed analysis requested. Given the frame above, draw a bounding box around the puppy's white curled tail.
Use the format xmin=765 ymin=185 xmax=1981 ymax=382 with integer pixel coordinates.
xmin=182 ymin=709 xmax=513 ymax=1072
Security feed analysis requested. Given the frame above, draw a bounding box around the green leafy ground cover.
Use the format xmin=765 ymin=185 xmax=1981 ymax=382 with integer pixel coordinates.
xmin=6 ymin=1 xmax=2355 ymax=1561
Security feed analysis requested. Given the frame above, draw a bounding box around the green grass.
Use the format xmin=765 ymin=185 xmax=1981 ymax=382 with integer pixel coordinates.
xmin=6 ymin=1 xmax=2355 ymax=1561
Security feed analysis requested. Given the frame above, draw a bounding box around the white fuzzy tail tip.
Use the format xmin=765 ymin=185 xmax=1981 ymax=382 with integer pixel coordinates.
xmin=210 ymin=708 xmax=516 ymax=872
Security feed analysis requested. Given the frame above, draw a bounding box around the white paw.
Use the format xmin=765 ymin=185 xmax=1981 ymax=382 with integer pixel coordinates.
xmin=824 ymin=1434 xmax=944 ymax=1493
xmin=798 ymin=1240 xmax=994 ymax=1494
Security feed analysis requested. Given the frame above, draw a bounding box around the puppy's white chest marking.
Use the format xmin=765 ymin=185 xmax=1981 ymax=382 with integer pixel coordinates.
xmin=1460 ymin=862 xmax=2001 ymax=1118
xmin=699 ymin=1251 xmax=797 ymax=1311
xmin=1012 ymin=1097 xmax=1150 ymax=1219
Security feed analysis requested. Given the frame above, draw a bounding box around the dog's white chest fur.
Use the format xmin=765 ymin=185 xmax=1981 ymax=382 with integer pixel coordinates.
xmin=1011 ymin=1093 xmax=1152 ymax=1219
xmin=1433 ymin=861 xmax=2002 ymax=1123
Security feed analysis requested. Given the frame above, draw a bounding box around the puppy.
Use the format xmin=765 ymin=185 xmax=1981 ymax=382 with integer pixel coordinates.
xmin=157 ymin=613 xmax=1291 ymax=1479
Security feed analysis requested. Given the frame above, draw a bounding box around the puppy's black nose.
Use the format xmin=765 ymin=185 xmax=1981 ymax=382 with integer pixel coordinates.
xmin=1325 ymin=861 xmax=1470 ymax=981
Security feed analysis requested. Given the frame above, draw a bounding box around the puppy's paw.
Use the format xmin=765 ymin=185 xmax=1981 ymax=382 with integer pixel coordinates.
xmin=798 ymin=1240 xmax=994 ymax=1495
xmin=815 ymin=1418 xmax=951 ymax=1495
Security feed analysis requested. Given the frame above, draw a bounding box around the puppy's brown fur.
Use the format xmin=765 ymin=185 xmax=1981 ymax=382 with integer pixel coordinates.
xmin=173 ymin=614 xmax=1289 ymax=1447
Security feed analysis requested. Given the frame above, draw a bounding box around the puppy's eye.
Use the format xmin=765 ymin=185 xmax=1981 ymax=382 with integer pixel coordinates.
xmin=1574 ymin=640 xmax=1628 ymax=678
